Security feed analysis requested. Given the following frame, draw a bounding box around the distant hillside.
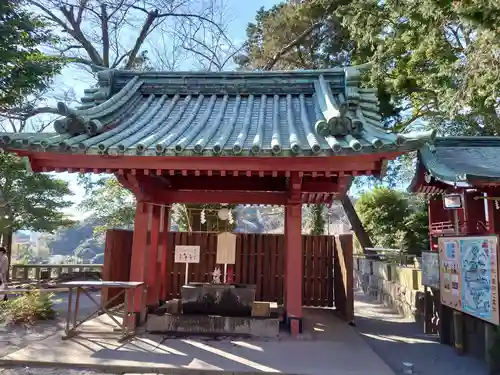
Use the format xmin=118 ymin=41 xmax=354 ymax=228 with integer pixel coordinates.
xmin=46 ymin=216 xmax=105 ymax=261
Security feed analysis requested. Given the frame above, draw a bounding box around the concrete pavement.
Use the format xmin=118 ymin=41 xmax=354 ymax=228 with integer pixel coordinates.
xmin=0 ymin=308 xmax=395 ymax=375
xmin=353 ymin=290 xmax=487 ymax=375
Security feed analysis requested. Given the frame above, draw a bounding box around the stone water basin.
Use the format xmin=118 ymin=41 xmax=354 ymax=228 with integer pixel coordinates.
xmin=181 ymin=282 xmax=256 ymax=317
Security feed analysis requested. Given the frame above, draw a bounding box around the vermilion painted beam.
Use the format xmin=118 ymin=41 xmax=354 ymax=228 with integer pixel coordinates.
xmin=158 ymin=175 xmax=288 ymax=191
xmin=301 ymin=181 xmax=338 ymax=192
xmin=150 ymin=190 xmax=288 ymax=205
xmin=19 ymin=152 xmax=393 ymax=173
xmin=141 ymin=175 xmax=339 ymax=193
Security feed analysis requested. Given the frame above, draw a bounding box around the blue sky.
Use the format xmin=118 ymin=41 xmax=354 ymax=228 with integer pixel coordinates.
xmin=55 ymin=0 xmax=281 ymax=218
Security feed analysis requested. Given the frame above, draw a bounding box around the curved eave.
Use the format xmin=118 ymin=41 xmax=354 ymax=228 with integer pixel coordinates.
xmin=419 ymin=145 xmax=491 ymax=186
xmin=0 ymin=131 xmax=435 ymax=157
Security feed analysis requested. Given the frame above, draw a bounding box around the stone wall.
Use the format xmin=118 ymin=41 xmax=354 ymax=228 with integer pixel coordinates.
xmin=354 ymin=258 xmax=425 ymax=320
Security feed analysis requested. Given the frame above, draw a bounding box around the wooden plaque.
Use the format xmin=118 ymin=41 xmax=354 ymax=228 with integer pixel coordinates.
xmin=217 ymin=232 xmax=237 ymax=264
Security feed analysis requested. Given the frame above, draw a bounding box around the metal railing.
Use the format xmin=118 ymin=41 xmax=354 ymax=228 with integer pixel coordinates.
xmin=429 ymin=220 xmax=490 ymax=236
xmin=10 ymin=264 xmax=103 ymax=283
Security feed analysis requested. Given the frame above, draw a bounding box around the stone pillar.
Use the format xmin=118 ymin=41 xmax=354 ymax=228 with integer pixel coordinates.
xmin=284 ymin=203 xmax=302 ymax=335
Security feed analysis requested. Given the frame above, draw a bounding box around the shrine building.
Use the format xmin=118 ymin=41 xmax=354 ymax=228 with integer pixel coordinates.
xmin=410 ymin=137 xmax=500 ymax=239
xmin=0 ymin=66 xmax=436 ymax=335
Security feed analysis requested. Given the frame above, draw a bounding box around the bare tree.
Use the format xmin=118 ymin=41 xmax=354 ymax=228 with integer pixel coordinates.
xmin=2 ymin=0 xmax=242 ymax=129
xmin=28 ymin=0 xmax=237 ymax=71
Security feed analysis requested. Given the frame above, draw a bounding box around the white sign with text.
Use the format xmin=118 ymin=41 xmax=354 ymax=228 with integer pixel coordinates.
xmin=174 ymin=245 xmax=200 ymax=264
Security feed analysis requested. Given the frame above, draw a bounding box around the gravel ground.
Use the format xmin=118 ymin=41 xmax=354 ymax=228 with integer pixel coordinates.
xmin=353 ymin=290 xmax=488 ymax=375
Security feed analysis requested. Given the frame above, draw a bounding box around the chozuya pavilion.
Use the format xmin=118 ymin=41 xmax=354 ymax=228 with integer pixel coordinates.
xmin=0 ymin=65 xmax=435 ymax=335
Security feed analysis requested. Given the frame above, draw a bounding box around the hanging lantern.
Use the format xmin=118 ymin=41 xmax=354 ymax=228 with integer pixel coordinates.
xmin=218 ymin=207 xmax=230 ymax=221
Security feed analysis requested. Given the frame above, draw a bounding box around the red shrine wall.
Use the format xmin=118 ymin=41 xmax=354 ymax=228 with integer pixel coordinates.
xmin=428 ymin=190 xmax=488 ymax=237
xmin=101 ymin=229 xmax=133 ymax=308
xmin=102 ymin=219 xmax=354 ymax=320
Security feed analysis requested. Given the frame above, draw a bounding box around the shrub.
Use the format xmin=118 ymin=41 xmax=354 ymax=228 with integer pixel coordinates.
xmin=0 ymin=290 xmax=57 ymax=324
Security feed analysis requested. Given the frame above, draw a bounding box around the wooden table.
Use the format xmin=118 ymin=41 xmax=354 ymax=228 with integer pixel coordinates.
xmin=59 ymin=281 xmax=144 ymax=342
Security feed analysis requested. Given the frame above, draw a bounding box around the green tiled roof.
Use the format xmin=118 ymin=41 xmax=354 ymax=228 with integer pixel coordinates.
xmin=417 ymin=137 xmax=500 ymax=184
xmin=0 ymin=66 xmax=436 ymax=157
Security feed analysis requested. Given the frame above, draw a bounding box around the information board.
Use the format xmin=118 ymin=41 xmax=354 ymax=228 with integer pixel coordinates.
xmin=422 ymin=251 xmax=440 ymax=288
xmin=216 ymin=232 xmax=237 ymax=264
xmin=438 ymin=236 xmax=499 ymax=325
xmin=174 ymin=245 xmax=200 ymax=263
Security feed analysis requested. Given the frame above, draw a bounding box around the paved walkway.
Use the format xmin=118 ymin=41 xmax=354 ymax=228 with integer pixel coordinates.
xmin=353 ymin=290 xmax=488 ymax=375
xmin=1 ymin=307 xmax=395 ymax=375
xmin=1 ymin=290 xmax=489 ymax=375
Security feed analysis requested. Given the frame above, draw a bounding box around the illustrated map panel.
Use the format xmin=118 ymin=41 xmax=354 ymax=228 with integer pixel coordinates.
xmin=438 ymin=236 xmax=499 ymax=325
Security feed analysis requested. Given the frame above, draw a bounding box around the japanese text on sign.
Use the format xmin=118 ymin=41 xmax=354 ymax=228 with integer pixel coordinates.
xmin=174 ymin=245 xmax=200 ymax=264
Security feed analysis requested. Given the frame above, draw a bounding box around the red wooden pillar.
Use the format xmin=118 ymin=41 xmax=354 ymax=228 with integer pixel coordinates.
xmin=464 ymin=191 xmax=487 ymax=234
xmin=129 ymin=201 xmax=151 ymax=320
xmin=284 ymin=203 xmax=302 ymax=335
xmin=146 ymin=204 xmax=161 ymax=307
xmin=159 ymin=206 xmax=171 ymax=301
xmin=486 ymin=190 xmax=496 ymax=235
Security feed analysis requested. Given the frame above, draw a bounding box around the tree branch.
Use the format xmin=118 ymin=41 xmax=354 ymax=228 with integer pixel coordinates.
xmin=124 ymin=10 xmax=158 ymax=69
xmin=58 ymin=5 xmax=104 ymax=67
xmin=263 ymin=20 xmax=323 ymax=71
xmin=101 ymin=4 xmax=110 ymax=67
xmin=130 ymin=5 xmax=228 ymax=39
xmin=3 ymin=106 xmax=62 ymax=121
xmin=76 ymin=0 xmax=88 ymax=25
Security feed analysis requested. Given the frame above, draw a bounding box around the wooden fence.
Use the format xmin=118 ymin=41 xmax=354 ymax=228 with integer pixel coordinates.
xmin=104 ymin=230 xmax=337 ymax=308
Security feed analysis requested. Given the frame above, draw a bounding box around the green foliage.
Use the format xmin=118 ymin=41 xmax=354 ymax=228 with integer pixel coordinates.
xmin=0 ymin=290 xmax=56 ymax=324
xmin=355 ymin=187 xmax=428 ymax=255
xmin=307 ymin=205 xmax=326 ymax=235
xmin=238 ymin=1 xmax=399 ymax=123
xmin=0 ymin=152 xmax=73 ymax=234
xmin=240 ymin=0 xmax=500 ymax=186
xmin=78 ymin=176 xmax=238 ymax=235
xmin=337 ymin=0 xmax=500 ymax=135
xmin=78 ymin=176 xmax=135 ymax=234
xmin=0 ymin=0 xmax=64 ymax=112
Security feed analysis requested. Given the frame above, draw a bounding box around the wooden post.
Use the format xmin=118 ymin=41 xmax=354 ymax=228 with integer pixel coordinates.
xmin=334 ymin=234 xmax=354 ymax=322
xmin=128 ymin=201 xmax=150 ymax=323
xmin=159 ymin=206 xmax=170 ymax=302
xmin=227 ymin=265 xmax=234 ymax=284
xmin=285 ymin=203 xmax=302 ymax=335
xmin=146 ymin=204 xmax=161 ymax=308
xmin=423 ymin=286 xmax=433 ymax=334
xmin=453 ymin=310 xmax=465 ymax=355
